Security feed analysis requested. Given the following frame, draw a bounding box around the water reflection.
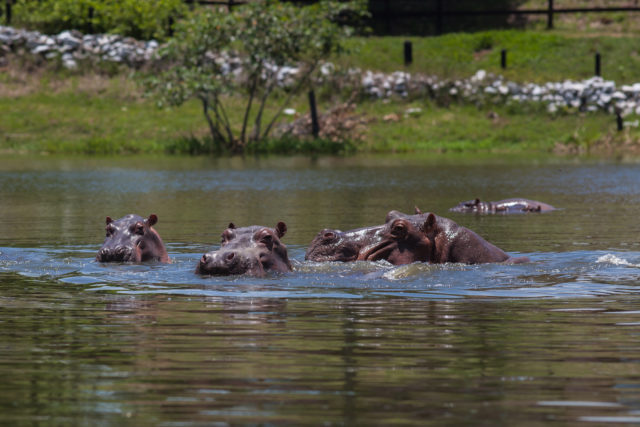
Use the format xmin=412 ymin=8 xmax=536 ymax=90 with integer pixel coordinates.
xmin=1 ymin=272 xmax=640 ymax=425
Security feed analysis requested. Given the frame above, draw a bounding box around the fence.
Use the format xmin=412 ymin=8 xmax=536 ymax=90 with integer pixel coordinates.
xmin=370 ymin=0 xmax=640 ymax=35
xmin=4 ymin=0 xmax=640 ymax=33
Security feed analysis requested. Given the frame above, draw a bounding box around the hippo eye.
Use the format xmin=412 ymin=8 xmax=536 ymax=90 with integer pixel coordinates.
xmin=260 ymin=234 xmax=273 ymax=245
xmin=105 ymin=225 xmax=115 ymax=237
xmin=133 ymin=223 xmax=145 ymax=235
xmin=221 ymin=230 xmax=235 ymax=244
xmin=391 ymin=223 xmax=407 ymax=236
xmin=322 ymin=231 xmax=336 ymax=242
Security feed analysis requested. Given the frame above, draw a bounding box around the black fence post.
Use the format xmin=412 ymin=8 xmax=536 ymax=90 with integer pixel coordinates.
xmin=228 ymin=0 xmax=234 ymax=12
xmin=616 ymin=113 xmax=623 ymax=131
xmin=501 ymin=49 xmax=507 ymax=69
xmin=404 ymin=41 xmax=412 ymax=66
xmin=547 ymin=0 xmax=554 ymax=29
xmin=436 ymin=0 xmax=443 ymax=35
xmin=88 ymin=6 xmax=94 ymax=34
xmin=308 ymin=90 xmax=320 ymax=138
xmin=385 ymin=0 xmax=391 ymax=35
xmin=168 ymin=16 xmax=174 ymax=37
xmin=595 ymin=52 xmax=601 ymax=76
xmin=5 ymin=0 xmax=12 ymax=26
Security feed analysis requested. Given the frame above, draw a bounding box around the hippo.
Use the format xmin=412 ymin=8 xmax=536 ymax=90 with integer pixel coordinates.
xmin=196 ymin=222 xmax=291 ymax=276
xmin=305 ymin=224 xmax=385 ymax=262
xmin=373 ymin=210 xmax=529 ymax=265
xmin=97 ymin=214 xmax=169 ymax=263
xmin=449 ymin=198 xmax=555 ymax=214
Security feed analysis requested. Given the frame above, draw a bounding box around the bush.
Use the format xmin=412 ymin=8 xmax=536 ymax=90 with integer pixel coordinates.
xmin=142 ymin=0 xmax=368 ymax=154
xmin=12 ymin=0 xmax=186 ymax=40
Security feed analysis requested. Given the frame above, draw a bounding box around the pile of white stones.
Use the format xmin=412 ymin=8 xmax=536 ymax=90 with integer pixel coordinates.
xmin=360 ymin=69 xmax=640 ymax=116
xmin=0 ymin=25 xmax=158 ymax=68
xmin=3 ymin=24 xmax=640 ymax=116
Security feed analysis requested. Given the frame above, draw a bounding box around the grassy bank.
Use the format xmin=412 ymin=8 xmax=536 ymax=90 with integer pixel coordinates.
xmin=341 ymin=31 xmax=640 ymax=84
xmin=2 ymin=29 xmax=640 ymax=156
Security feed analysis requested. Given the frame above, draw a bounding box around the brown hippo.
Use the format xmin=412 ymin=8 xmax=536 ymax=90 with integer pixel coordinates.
xmin=97 ymin=214 xmax=169 ymax=263
xmin=305 ymin=225 xmax=385 ymax=262
xmin=450 ymin=198 xmax=555 ymax=214
xmin=196 ymin=222 xmax=291 ymax=276
xmin=375 ymin=210 xmax=529 ymax=265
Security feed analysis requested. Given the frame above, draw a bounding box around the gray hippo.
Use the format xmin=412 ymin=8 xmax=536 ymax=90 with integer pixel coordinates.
xmin=449 ymin=198 xmax=555 ymax=214
xmin=305 ymin=225 xmax=385 ymax=262
xmin=196 ymin=222 xmax=291 ymax=276
xmin=97 ymin=214 xmax=169 ymax=263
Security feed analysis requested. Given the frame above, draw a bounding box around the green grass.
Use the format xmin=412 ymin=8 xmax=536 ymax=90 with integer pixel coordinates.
xmin=341 ymin=30 xmax=640 ymax=83
xmin=357 ymin=100 xmax=625 ymax=153
xmin=3 ymin=29 xmax=640 ymax=156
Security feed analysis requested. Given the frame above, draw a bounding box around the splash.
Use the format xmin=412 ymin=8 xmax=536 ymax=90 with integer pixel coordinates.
xmin=596 ymin=254 xmax=640 ymax=267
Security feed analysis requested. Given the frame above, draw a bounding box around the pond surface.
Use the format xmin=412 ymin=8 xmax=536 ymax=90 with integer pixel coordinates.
xmin=1 ymin=154 xmax=640 ymax=425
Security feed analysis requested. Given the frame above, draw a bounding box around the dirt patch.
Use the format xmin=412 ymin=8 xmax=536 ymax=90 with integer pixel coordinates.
xmin=0 ymin=54 xmax=139 ymax=99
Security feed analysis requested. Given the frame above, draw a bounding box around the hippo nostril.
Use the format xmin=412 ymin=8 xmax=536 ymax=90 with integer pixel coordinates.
xmin=226 ymin=252 xmax=235 ymax=262
xmin=201 ymin=254 xmax=209 ymax=264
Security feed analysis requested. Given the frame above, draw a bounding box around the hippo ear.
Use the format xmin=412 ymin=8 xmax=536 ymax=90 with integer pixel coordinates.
xmin=474 ymin=198 xmax=481 ymax=206
xmin=414 ymin=206 xmax=423 ymax=215
xmin=423 ymin=213 xmax=437 ymax=232
xmin=275 ymin=222 xmax=287 ymax=238
xmin=106 ymin=216 xmax=113 ymax=225
xmin=228 ymin=222 xmax=236 ymax=229
xmin=147 ymin=214 xmax=158 ymax=226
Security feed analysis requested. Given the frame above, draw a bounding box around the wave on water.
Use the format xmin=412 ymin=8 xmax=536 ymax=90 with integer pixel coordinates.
xmin=596 ymin=253 xmax=640 ymax=267
xmin=2 ymin=246 xmax=640 ymax=299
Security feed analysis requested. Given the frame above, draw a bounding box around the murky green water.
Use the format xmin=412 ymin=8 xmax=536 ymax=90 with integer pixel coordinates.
xmin=1 ymin=154 xmax=640 ymax=425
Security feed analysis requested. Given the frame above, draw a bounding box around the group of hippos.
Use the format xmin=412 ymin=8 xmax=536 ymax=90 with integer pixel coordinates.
xmin=96 ymin=198 xmax=556 ymax=276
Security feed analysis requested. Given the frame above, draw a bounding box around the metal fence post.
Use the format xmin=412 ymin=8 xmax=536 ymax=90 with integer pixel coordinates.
xmin=501 ymin=49 xmax=507 ymax=69
xmin=595 ymin=52 xmax=601 ymax=76
xmin=547 ymin=0 xmax=554 ymax=29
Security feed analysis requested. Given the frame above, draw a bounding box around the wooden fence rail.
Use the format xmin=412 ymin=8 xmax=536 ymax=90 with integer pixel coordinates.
xmin=375 ymin=0 xmax=640 ymax=35
xmin=4 ymin=0 xmax=640 ymax=34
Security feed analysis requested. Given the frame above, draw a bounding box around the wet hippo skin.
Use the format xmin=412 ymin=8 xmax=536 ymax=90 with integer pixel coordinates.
xmin=97 ymin=214 xmax=169 ymax=263
xmin=450 ymin=198 xmax=555 ymax=214
xmin=197 ymin=222 xmax=291 ymax=276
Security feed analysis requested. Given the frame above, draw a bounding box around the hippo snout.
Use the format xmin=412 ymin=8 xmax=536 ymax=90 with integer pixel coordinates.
xmin=97 ymin=246 xmax=134 ymax=262
xmin=198 ymin=251 xmax=235 ymax=274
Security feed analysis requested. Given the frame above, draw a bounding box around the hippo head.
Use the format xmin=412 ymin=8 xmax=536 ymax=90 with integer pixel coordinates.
xmin=449 ymin=198 xmax=483 ymax=213
xmin=97 ymin=214 xmax=168 ymax=263
xmin=356 ymin=215 xmax=434 ymax=265
xmin=196 ymin=222 xmax=291 ymax=276
xmin=305 ymin=225 xmax=385 ymax=262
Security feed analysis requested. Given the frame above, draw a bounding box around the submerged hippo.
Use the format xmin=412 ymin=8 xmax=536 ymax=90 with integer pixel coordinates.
xmin=97 ymin=214 xmax=169 ymax=263
xmin=377 ymin=210 xmax=529 ymax=264
xmin=305 ymin=225 xmax=385 ymax=262
xmin=449 ymin=198 xmax=555 ymax=214
xmin=196 ymin=222 xmax=291 ymax=276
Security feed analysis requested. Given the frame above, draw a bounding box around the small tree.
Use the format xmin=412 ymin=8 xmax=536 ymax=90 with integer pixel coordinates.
xmin=142 ymin=0 xmax=366 ymax=153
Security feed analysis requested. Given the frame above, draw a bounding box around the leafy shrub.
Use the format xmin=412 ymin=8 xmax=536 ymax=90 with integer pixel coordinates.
xmin=142 ymin=0 xmax=368 ymax=154
xmin=12 ymin=0 xmax=186 ymax=40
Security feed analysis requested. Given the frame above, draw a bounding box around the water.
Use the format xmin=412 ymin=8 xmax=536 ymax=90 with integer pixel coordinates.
xmin=1 ymin=154 xmax=640 ymax=425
